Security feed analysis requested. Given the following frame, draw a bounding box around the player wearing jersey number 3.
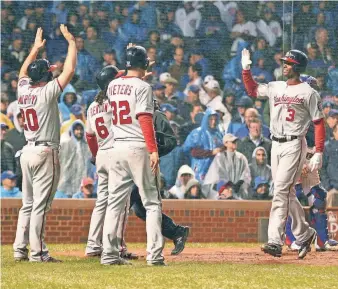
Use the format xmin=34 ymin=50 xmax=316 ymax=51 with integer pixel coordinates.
xmin=100 ymin=46 xmax=165 ymax=266
xmin=13 ymin=25 xmax=76 ymax=262
xmin=242 ymin=48 xmax=326 ymax=259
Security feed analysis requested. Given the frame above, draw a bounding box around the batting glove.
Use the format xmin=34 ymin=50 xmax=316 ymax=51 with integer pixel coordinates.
xmin=309 ymin=152 xmax=323 ymax=172
xmin=241 ymin=48 xmax=252 ymax=70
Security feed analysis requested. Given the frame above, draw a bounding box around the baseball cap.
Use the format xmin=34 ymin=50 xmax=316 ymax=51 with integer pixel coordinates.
xmin=205 ymin=79 xmax=220 ymax=91
xmin=217 ymin=180 xmax=233 ymax=194
xmin=323 ymin=101 xmax=333 ymax=109
xmin=159 ymin=72 xmax=171 ymax=83
xmin=164 ymin=77 xmax=178 ymax=85
xmin=160 ymin=103 xmax=177 ymax=113
xmin=153 ymin=82 xmax=166 ymax=90
xmin=223 ymin=133 xmax=238 ymax=143
xmin=71 ymin=104 xmax=83 ymax=116
xmin=188 ymin=85 xmax=200 ymax=93
xmin=254 ymin=177 xmax=269 ymax=190
xmin=204 ymin=75 xmax=214 ymax=84
xmin=235 ymin=96 xmax=253 ymax=108
xmin=0 ymin=123 xmax=9 ymax=130
xmin=1 ymin=171 xmax=17 ymax=180
xmin=328 ymin=109 xmax=338 ymax=118
xmin=81 ymin=177 xmax=94 ymax=187
xmin=104 ymin=48 xmax=116 ymax=55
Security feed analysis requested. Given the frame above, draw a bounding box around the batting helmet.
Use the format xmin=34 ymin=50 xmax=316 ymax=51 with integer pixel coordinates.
xmin=27 ymin=59 xmax=56 ymax=83
xmin=125 ymin=46 xmax=149 ymax=70
xmin=280 ymin=50 xmax=308 ymax=73
xmin=96 ymin=65 xmax=119 ymax=90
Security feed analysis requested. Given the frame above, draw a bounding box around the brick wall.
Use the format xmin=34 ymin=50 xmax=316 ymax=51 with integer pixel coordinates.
xmin=2 ymin=199 xmax=338 ymax=244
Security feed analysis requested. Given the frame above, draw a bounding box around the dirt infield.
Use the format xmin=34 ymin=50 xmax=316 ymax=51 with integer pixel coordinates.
xmin=56 ymin=246 xmax=338 ymax=266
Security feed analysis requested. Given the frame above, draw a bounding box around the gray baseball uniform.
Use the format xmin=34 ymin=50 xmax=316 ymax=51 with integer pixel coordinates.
xmin=13 ymin=77 xmax=62 ymax=261
xmin=101 ymin=76 xmax=164 ymax=265
xmin=85 ymin=100 xmax=130 ymax=256
xmin=257 ymin=81 xmax=323 ymax=246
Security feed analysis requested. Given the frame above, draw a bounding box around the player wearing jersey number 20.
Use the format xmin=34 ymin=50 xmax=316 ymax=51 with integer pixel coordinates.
xmin=13 ymin=25 xmax=77 ymax=262
xmin=242 ymin=48 xmax=326 ymax=259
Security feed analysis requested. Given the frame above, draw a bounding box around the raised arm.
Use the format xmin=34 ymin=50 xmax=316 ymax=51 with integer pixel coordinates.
xmin=57 ymin=24 xmax=77 ymax=89
xmin=241 ymin=48 xmax=268 ymax=98
xmin=19 ymin=27 xmax=46 ymax=79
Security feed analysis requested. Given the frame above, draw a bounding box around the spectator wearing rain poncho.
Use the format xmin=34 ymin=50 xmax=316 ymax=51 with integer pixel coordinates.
xmin=248 ymin=146 xmax=272 ymax=197
xmin=168 ymin=165 xmax=196 ymax=199
xmin=57 ymin=120 xmax=92 ymax=197
xmin=183 ymin=108 xmax=224 ymax=182
xmin=204 ymin=133 xmax=251 ymax=199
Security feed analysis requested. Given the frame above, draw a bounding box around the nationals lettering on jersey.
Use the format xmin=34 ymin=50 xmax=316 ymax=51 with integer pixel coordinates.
xmin=257 ymin=81 xmax=324 ymax=137
xmin=107 ymin=76 xmax=154 ymax=142
xmin=86 ymin=100 xmax=114 ymax=150
xmin=17 ymin=77 xmax=62 ymax=144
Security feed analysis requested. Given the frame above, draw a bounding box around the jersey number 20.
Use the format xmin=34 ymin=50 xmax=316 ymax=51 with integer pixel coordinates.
xmin=111 ymin=101 xmax=132 ymax=125
xmin=20 ymin=108 xmax=39 ymax=131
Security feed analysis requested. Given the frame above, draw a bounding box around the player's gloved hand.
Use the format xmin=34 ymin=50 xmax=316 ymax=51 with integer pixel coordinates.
xmin=241 ymin=48 xmax=252 ymax=70
xmin=309 ymin=152 xmax=323 ymax=172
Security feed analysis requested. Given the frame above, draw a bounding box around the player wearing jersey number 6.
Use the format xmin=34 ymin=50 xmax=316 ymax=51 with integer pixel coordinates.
xmin=101 ymin=45 xmax=165 ymax=266
xmin=242 ymin=48 xmax=326 ymax=259
xmin=13 ymin=25 xmax=76 ymax=262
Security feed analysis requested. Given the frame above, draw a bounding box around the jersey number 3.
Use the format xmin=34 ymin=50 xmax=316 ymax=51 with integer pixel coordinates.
xmin=20 ymin=108 xmax=39 ymax=131
xmin=286 ymin=108 xmax=295 ymax=122
xmin=111 ymin=101 xmax=132 ymax=125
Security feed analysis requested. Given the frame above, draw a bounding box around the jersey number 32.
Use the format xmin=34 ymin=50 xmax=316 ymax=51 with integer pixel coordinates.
xmin=110 ymin=100 xmax=132 ymax=125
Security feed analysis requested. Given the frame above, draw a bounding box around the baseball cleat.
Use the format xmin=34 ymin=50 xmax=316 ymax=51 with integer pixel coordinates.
xmin=43 ymin=256 xmax=63 ymax=263
xmin=121 ymin=251 xmax=139 ymax=260
xmin=103 ymin=258 xmax=132 ymax=266
xmin=171 ymin=227 xmax=190 ymax=256
xmin=14 ymin=256 xmax=29 ymax=262
xmin=147 ymin=261 xmax=167 ymax=266
xmin=261 ymin=243 xmax=282 ymax=257
xmin=287 ymin=242 xmax=301 ymax=252
xmin=316 ymin=241 xmax=338 ymax=252
xmin=86 ymin=251 xmax=102 ymax=257
xmin=298 ymin=230 xmax=316 ymax=259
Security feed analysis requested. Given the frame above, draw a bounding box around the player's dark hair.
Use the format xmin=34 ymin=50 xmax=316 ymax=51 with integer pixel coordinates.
xmin=94 ymin=89 xmax=108 ymax=106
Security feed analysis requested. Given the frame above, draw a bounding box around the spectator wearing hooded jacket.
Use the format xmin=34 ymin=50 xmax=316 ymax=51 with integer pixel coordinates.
xmin=248 ymin=147 xmax=272 ymax=193
xmin=0 ymin=171 xmax=22 ymax=198
xmin=169 ymin=165 xmax=196 ymax=199
xmin=57 ymin=120 xmax=92 ymax=197
xmin=122 ymin=9 xmax=147 ymax=43
xmin=251 ymin=177 xmax=272 ymax=200
xmin=184 ymin=178 xmax=203 ymax=199
xmin=58 ymin=92 xmax=78 ymax=124
xmin=175 ymin=1 xmax=202 ymax=38
xmin=204 ymin=133 xmax=251 ymax=199
xmin=183 ymin=108 xmax=224 ymax=182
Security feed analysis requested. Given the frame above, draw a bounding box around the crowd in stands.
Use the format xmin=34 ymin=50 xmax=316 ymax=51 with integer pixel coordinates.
xmin=1 ymin=1 xmax=338 ymax=202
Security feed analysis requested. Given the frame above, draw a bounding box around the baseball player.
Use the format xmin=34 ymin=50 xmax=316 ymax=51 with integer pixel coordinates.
xmin=285 ymin=75 xmax=338 ymax=252
xmin=242 ymin=48 xmax=326 ymax=259
xmin=13 ymin=25 xmax=76 ymax=262
xmin=101 ymin=45 xmax=165 ymax=266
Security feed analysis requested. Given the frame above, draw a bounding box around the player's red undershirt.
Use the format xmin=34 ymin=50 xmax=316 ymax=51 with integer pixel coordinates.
xmin=242 ymin=69 xmax=325 ymax=153
xmin=137 ymin=113 xmax=158 ymax=153
xmin=86 ymin=133 xmax=99 ymax=157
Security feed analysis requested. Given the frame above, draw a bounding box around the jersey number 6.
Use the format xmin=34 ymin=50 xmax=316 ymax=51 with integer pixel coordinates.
xmin=20 ymin=108 xmax=39 ymax=131
xmin=286 ymin=108 xmax=295 ymax=122
xmin=111 ymin=100 xmax=132 ymax=125
xmin=95 ymin=117 xmax=109 ymax=139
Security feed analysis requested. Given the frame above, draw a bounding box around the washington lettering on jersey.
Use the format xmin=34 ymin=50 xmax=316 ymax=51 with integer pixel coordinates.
xmin=274 ymin=95 xmax=305 ymax=106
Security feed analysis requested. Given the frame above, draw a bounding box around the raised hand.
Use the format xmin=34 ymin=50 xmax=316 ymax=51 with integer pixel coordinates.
xmin=60 ymin=24 xmax=75 ymax=42
xmin=241 ymin=48 xmax=252 ymax=70
xmin=33 ymin=27 xmax=46 ymax=50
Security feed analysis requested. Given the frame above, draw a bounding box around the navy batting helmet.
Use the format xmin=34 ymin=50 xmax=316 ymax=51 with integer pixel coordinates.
xmin=27 ymin=59 xmax=56 ymax=83
xmin=280 ymin=50 xmax=308 ymax=73
xmin=125 ymin=46 xmax=149 ymax=70
xmin=96 ymin=65 xmax=119 ymax=90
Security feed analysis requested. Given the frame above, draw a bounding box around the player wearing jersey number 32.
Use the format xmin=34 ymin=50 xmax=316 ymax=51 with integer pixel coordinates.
xmin=100 ymin=46 xmax=165 ymax=266
xmin=242 ymin=48 xmax=326 ymax=259
xmin=13 ymin=25 xmax=77 ymax=262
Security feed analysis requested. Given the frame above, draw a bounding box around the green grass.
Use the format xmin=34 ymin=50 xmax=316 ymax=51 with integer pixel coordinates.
xmin=2 ymin=243 xmax=338 ymax=289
